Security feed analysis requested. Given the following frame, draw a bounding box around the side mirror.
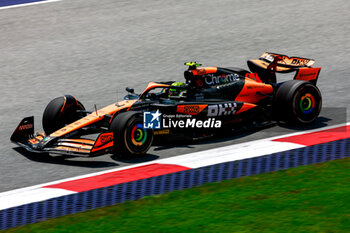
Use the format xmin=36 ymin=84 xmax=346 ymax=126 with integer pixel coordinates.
xmin=126 ymin=87 xmax=134 ymax=94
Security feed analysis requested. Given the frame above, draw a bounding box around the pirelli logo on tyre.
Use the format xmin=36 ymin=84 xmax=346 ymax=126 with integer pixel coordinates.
xmin=176 ymin=104 xmax=207 ymax=115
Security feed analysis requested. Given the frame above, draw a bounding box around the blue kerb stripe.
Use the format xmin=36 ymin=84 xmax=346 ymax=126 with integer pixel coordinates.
xmin=1 ymin=138 xmax=349 ymax=230
xmin=0 ymin=0 xmax=46 ymax=7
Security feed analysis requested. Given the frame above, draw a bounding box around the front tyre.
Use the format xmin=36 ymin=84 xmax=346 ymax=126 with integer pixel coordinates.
xmin=110 ymin=111 xmax=153 ymax=159
xmin=42 ymin=95 xmax=85 ymax=135
xmin=274 ymin=80 xmax=322 ymax=124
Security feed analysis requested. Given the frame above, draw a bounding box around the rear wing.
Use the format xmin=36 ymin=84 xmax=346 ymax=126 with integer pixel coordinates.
xmin=259 ymin=52 xmax=315 ymax=69
xmin=248 ymin=52 xmax=321 ymax=84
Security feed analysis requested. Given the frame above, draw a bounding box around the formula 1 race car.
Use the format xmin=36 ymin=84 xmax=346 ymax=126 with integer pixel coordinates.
xmin=11 ymin=52 xmax=322 ymax=158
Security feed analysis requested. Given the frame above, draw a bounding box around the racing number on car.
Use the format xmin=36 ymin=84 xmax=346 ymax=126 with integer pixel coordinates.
xmin=207 ymin=103 xmax=238 ymax=116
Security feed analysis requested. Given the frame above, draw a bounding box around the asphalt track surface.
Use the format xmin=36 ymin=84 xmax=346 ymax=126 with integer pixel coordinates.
xmin=0 ymin=0 xmax=349 ymax=192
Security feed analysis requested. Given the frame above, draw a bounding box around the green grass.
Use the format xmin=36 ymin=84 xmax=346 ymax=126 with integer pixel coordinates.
xmin=4 ymin=158 xmax=350 ymax=233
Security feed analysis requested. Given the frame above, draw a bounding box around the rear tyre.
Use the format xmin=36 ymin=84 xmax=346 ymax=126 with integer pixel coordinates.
xmin=274 ymin=80 xmax=322 ymax=124
xmin=110 ymin=111 xmax=153 ymax=159
xmin=42 ymin=95 xmax=85 ymax=135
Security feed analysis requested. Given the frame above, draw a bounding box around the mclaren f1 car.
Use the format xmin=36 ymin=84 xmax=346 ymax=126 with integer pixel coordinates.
xmin=11 ymin=52 xmax=322 ymax=158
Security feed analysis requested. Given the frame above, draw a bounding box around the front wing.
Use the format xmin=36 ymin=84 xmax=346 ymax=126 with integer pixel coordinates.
xmin=10 ymin=116 xmax=114 ymax=157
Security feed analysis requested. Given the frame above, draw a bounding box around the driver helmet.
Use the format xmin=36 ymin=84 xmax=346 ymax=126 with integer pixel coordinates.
xmin=169 ymin=82 xmax=187 ymax=97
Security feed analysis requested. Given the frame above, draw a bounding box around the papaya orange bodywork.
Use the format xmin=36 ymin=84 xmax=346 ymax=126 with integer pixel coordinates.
xmin=60 ymin=138 xmax=95 ymax=145
xmin=294 ymin=67 xmax=321 ymax=82
xmin=56 ymin=142 xmax=92 ymax=151
xmin=249 ymin=59 xmax=293 ymax=72
xmin=55 ymin=146 xmax=91 ymax=153
xmin=191 ymin=67 xmax=217 ymax=76
xmin=176 ymin=104 xmax=208 ymax=115
xmin=91 ymin=132 xmax=114 ymax=153
xmin=141 ymin=82 xmax=170 ymax=95
xmin=91 ymin=141 xmax=113 ymax=153
xmin=51 ymin=100 xmax=137 ymax=138
xmin=28 ymin=134 xmax=45 ymax=144
xmin=235 ymin=79 xmax=273 ymax=103
xmin=260 ymin=52 xmax=315 ymax=67
xmin=235 ymin=103 xmax=257 ymax=115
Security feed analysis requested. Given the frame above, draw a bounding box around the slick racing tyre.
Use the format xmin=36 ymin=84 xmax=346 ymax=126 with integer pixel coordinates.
xmin=110 ymin=111 xmax=153 ymax=159
xmin=42 ymin=95 xmax=85 ymax=135
xmin=274 ymin=80 xmax=322 ymax=124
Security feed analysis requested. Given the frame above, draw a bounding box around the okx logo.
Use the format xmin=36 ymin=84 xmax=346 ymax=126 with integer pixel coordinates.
xmin=143 ymin=110 xmax=162 ymax=129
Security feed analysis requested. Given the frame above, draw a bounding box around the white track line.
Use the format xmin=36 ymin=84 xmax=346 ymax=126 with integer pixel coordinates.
xmin=0 ymin=188 xmax=75 ymax=210
xmin=0 ymin=122 xmax=348 ymax=210
xmin=1 ymin=122 xmax=348 ymax=194
xmin=159 ymin=140 xmax=303 ymax=168
xmin=0 ymin=0 xmax=61 ymax=10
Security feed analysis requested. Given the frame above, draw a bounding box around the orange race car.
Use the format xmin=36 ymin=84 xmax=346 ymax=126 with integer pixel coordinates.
xmin=11 ymin=52 xmax=322 ymax=159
